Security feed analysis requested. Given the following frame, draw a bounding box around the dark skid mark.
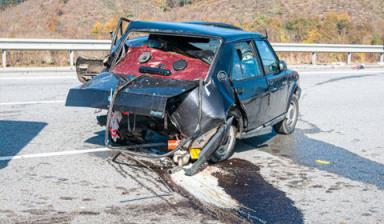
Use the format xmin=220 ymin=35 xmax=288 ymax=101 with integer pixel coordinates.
xmin=59 ymin=197 xmax=75 ymax=201
xmin=213 ymin=159 xmax=304 ymax=224
xmin=78 ymin=211 xmax=100 ymax=216
xmin=108 ymin=154 xmax=175 ymax=205
xmin=242 ymin=128 xmax=384 ymax=189
xmin=0 ymin=120 xmax=47 ymax=169
xmin=314 ymin=74 xmax=376 ymax=87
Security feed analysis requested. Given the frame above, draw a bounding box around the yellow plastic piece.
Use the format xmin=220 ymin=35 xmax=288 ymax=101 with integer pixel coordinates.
xmin=315 ymin=159 xmax=331 ymax=165
xmin=190 ymin=148 xmax=201 ymax=160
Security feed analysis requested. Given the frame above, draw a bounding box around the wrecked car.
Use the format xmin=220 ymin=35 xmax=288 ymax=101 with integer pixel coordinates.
xmin=66 ymin=18 xmax=301 ymax=175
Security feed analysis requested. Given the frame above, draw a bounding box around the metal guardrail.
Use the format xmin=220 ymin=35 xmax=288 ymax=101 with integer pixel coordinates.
xmin=273 ymin=43 xmax=384 ymax=65
xmin=1 ymin=38 xmax=384 ymax=68
xmin=0 ymin=39 xmax=110 ymax=68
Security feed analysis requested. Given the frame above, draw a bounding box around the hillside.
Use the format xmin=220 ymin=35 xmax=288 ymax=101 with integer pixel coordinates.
xmin=0 ymin=0 xmax=163 ymax=38
xmin=0 ymin=0 xmax=383 ymax=66
xmin=0 ymin=0 xmax=25 ymax=9
xmin=1 ymin=0 xmax=383 ymax=45
xmin=162 ymin=0 xmax=384 ymax=44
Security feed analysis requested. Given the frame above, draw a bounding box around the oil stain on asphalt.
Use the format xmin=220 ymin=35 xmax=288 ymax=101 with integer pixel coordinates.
xmin=213 ymin=159 xmax=304 ymax=224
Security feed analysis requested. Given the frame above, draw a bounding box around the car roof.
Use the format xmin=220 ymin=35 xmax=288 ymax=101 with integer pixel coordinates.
xmin=128 ymin=20 xmax=266 ymax=42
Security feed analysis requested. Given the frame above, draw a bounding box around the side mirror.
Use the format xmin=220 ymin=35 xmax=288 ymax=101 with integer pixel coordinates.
xmin=279 ymin=60 xmax=287 ymax=71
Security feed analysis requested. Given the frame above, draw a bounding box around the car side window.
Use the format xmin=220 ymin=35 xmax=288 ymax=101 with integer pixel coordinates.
xmin=231 ymin=41 xmax=262 ymax=81
xmin=255 ymin=40 xmax=280 ymax=75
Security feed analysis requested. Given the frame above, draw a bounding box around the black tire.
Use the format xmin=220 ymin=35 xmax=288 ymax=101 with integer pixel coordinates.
xmin=210 ymin=125 xmax=237 ymax=163
xmin=274 ymin=95 xmax=299 ymax=135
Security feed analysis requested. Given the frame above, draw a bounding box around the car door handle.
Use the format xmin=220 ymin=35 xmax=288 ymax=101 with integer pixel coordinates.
xmin=236 ymin=88 xmax=245 ymax=95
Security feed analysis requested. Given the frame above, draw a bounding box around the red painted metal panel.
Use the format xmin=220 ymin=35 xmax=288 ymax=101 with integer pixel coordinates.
xmin=112 ymin=46 xmax=209 ymax=81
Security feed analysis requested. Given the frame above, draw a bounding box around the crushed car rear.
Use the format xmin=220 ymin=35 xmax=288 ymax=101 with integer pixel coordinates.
xmin=66 ymin=20 xmax=238 ymax=175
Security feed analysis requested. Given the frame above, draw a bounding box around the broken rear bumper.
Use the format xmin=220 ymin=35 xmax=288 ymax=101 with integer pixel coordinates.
xmin=66 ymin=72 xmax=199 ymax=118
xmin=66 ymin=72 xmax=227 ymax=137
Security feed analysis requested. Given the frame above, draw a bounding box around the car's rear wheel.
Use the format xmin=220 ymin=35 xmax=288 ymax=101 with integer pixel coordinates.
xmin=274 ymin=95 xmax=299 ymax=134
xmin=210 ymin=125 xmax=237 ymax=163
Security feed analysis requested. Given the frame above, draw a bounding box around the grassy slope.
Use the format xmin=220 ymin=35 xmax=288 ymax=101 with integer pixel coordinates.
xmin=0 ymin=0 xmax=162 ymax=38
xmin=0 ymin=0 xmax=383 ymax=65
xmin=163 ymin=0 xmax=384 ymax=25
xmin=1 ymin=0 xmax=383 ymax=41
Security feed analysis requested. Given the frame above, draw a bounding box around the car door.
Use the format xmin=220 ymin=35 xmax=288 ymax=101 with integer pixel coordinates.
xmin=230 ymin=41 xmax=269 ymax=130
xmin=255 ymin=40 xmax=289 ymax=121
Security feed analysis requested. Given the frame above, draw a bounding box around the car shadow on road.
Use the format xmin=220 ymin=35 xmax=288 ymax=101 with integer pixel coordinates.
xmin=84 ymin=130 xmax=105 ymax=146
xmin=0 ymin=120 xmax=47 ymax=169
xmin=239 ymin=128 xmax=384 ymax=189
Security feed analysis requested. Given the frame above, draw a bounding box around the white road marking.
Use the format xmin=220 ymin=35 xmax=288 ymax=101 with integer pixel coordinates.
xmin=0 ymin=100 xmax=65 ymax=106
xmin=0 ymin=76 xmax=76 ymax=80
xmin=299 ymin=70 xmax=384 ymax=75
xmin=0 ymin=148 xmax=112 ymax=161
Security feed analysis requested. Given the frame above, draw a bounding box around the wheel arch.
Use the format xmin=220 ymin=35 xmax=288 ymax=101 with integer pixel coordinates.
xmin=226 ymin=105 xmax=245 ymax=134
xmin=286 ymin=81 xmax=301 ymax=111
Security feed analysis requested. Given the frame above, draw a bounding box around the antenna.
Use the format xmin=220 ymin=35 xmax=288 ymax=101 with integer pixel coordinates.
xmin=264 ymin=28 xmax=268 ymax=39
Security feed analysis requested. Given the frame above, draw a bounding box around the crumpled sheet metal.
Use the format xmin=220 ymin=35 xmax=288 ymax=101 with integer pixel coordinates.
xmin=66 ymin=73 xmax=199 ymax=118
xmin=66 ymin=70 xmax=230 ymax=139
xmin=169 ymin=81 xmax=227 ymax=137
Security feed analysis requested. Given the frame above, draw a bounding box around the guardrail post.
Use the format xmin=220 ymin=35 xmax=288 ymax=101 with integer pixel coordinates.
xmin=380 ymin=53 xmax=384 ymax=64
xmin=1 ymin=50 xmax=6 ymax=68
xmin=311 ymin=52 xmax=317 ymax=65
xmin=347 ymin=53 xmax=352 ymax=64
xmin=69 ymin=50 xmax=74 ymax=66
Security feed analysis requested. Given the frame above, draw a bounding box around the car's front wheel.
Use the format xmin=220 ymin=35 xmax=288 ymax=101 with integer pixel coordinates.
xmin=210 ymin=125 xmax=237 ymax=163
xmin=274 ymin=95 xmax=299 ymax=134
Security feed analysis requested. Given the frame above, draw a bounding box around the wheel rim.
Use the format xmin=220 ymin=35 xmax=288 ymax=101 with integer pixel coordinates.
xmin=286 ymin=101 xmax=297 ymax=128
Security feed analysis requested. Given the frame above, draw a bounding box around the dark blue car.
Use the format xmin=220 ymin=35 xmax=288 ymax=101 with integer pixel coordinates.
xmin=67 ymin=18 xmax=301 ymax=175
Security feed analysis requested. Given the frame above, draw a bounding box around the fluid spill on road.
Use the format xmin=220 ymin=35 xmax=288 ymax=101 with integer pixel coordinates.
xmin=111 ymin=152 xmax=304 ymax=224
xmin=243 ymin=127 xmax=384 ymax=189
xmin=213 ymin=159 xmax=304 ymax=224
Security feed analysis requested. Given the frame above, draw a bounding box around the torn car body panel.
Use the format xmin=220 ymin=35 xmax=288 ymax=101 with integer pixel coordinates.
xmin=169 ymin=80 xmax=227 ymax=137
xmin=66 ymin=73 xmax=200 ymax=119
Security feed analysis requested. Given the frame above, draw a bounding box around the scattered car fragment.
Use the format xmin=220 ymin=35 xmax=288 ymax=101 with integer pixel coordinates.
xmin=66 ymin=18 xmax=301 ymax=175
xmin=75 ymin=56 xmax=106 ymax=83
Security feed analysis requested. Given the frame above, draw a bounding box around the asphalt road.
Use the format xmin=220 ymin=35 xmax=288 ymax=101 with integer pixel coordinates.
xmin=0 ymin=68 xmax=384 ymax=223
